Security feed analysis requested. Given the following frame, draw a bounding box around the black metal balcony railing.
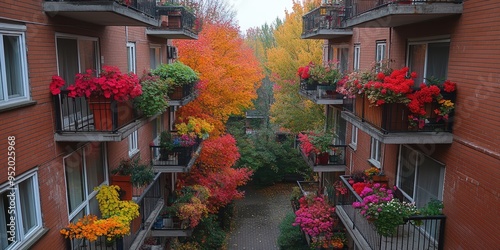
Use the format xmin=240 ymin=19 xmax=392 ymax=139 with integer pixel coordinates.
xmin=343 ymin=94 xmax=455 ymax=134
xmin=154 ymin=6 xmax=197 ymax=32
xmin=53 ymin=91 xmax=140 ymax=133
xmin=64 ymin=174 xmax=162 ymax=250
xmin=150 ymin=134 xmax=201 ymax=170
xmin=300 ymin=81 xmax=344 ymax=102
xmin=336 ymin=176 xmax=446 ymax=250
xmin=168 ymin=82 xmax=197 ymax=101
xmin=298 ymin=142 xmax=347 ymax=167
xmin=344 ymin=0 xmax=464 ymax=20
xmin=302 ymin=5 xmax=346 ymax=36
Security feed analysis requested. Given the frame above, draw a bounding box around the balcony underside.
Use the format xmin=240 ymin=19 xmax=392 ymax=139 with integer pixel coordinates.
xmin=54 ymin=116 xmax=150 ymax=142
xmin=341 ymin=111 xmax=453 ymax=144
xmin=299 ymin=89 xmax=344 ymax=105
xmin=301 ymin=29 xmax=353 ymax=40
xmin=345 ymin=3 xmax=463 ymax=28
xmin=146 ymin=29 xmax=198 ymax=39
xmin=43 ymin=1 xmax=158 ymax=26
xmin=168 ymin=91 xmax=197 ymax=106
xmin=151 ymin=228 xmax=193 ymax=237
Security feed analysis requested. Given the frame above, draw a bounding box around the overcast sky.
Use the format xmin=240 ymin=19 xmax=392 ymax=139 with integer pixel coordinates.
xmin=229 ymin=0 xmax=294 ymax=32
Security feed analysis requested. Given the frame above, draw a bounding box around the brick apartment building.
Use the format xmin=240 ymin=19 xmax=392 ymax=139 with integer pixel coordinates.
xmin=0 ymin=0 xmax=199 ymax=249
xmin=300 ymin=0 xmax=499 ymax=249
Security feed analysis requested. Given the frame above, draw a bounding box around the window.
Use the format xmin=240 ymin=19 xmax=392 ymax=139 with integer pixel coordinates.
xmin=64 ymin=143 xmax=106 ymax=221
xmin=0 ymin=170 xmax=42 ymax=250
xmin=350 ymin=125 xmax=358 ymax=149
xmin=376 ymin=41 xmax=386 ymax=71
xmin=330 ymin=46 xmax=349 ymax=73
xmin=128 ymin=130 xmax=139 ymax=157
xmin=325 ymin=105 xmax=346 ymax=145
xmin=407 ymin=40 xmax=450 ymax=86
xmin=370 ymin=137 xmax=382 ymax=167
xmin=127 ymin=42 xmax=136 ymax=73
xmin=397 ymin=146 xmax=445 ymax=207
xmin=0 ymin=24 xmax=29 ymax=106
xmin=150 ymin=46 xmax=161 ymax=69
xmin=56 ymin=34 xmax=99 ymax=129
xmin=353 ymin=45 xmax=360 ymax=71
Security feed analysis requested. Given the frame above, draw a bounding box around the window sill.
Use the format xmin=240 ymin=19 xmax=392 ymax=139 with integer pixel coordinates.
xmin=0 ymin=100 xmax=37 ymax=113
xmin=367 ymin=159 xmax=381 ymax=169
xmin=349 ymin=143 xmax=357 ymax=151
xmin=16 ymin=227 xmax=49 ymax=250
xmin=129 ymin=149 xmax=140 ymax=158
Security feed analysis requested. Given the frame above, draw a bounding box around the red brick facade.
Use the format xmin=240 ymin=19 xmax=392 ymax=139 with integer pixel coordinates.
xmin=331 ymin=1 xmax=500 ymax=248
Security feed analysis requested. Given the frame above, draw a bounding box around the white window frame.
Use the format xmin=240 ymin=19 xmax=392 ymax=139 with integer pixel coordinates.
xmin=63 ymin=144 xmax=108 ymax=221
xmin=0 ymin=23 xmax=30 ymax=106
xmin=396 ymin=145 xmax=445 ymax=205
xmin=350 ymin=125 xmax=358 ymax=150
xmin=369 ymin=137 xmax=381 ymax=168
xmin=0 ymin=168 xmax=42 ymax=250
xmin=128 ymin=130 xmax=139 ymax=157
xmin=150 ymin=45 xmax=162 ymax=70
xmin=406 ymin=38 xmax=451 ymax=85
xmin=353 ymin=44 xmax=360 ymax=71
xmin=127 ymin=42 xmax=136 ymax=73
xmin=376 ymin=41 xmax=386 ymax=71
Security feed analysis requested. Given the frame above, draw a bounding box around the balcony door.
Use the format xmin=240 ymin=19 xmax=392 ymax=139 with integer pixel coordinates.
xmin=407 ymin=40 xmax=450 ymax=86
xmin=56 ymin=35 xmax=99 ymax=130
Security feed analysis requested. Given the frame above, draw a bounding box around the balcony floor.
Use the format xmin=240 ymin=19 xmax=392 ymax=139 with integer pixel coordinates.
xmin=345 ymin=3 xmax=463 ymax=28
xmin=341 ymin=111 xmax=453 ymax=144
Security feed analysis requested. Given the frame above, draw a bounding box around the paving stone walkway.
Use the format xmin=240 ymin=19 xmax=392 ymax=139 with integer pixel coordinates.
xmin=227 ymin=182 xmax=296 ymax=250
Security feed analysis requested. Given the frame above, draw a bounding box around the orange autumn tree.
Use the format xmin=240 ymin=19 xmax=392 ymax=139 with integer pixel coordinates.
xmin=174 ymin=23 xmax=264 ymax=136
xmin=179 ymin=134 xmax=252 ymax=213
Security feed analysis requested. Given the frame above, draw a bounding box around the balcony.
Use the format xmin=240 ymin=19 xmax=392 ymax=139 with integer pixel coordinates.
xmin=146 ymin=6 xmax=198 ymax=39
xmin=150 ymin=135 xmax=202 ymax=173
xmin=150 ymin=213 xmax=193 ymax=237
xmin=65 ymin=173 xmax=164 ymax=250
xmin=297 ymin=134 xmax=347 ymax=172
xmin=341 ymin=95 xmax=454 ymax=144
xmin=343 ymin=0 xmax=463 ymax=28
xmin=167 ymin=82 xmax=197 ymax=106
xmin=299 ymin=81 xmax=344 ymax=105
xmin=335 ymin=176 xmax=446 ymax=250
xmin=43 ymin=0 xmax=158 ymax=26
xmin=53 ymin=92 xmax=147 ymax=142
xmin=302 ymin=4 xmax=353 ymax=39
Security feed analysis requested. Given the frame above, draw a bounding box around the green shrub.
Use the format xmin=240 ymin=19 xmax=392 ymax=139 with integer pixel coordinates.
xmin=134 ymin=75 xmax=170 ymax=117
xmin=151 ymin=62 xmax=199 ymax=86
xmin=190 ymin=215 xmax=225 ymax=250
xmin=277 ymin=212 xmax=308 ymax=250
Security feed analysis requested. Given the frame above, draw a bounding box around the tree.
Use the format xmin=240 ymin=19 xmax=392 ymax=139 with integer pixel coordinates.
xmin=180 ymin=0 xmax=237 ymax=28
xmin=175 ymin=23 xmax=264 ymax=136
xmin=266 ymin=0 xmax=325 ymax=133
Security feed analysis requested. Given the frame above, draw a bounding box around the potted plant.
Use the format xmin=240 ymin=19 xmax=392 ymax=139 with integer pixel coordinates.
xmin=293 ymin=195 xmax=337 ymax=246
xmin=308 ymin=131 xmax=336 ymax=165
xmin=309 ymin=61 xmax=342 ymax=87
xmin=175 ymin=116 xmax=214 ymax=140
xmin=151 ymin=62 xmax=199 ymax=100
xmin=110 ymin=158 xmax=155 ymax=200
xmin=50 ymin=66 xmax=143 ymax=130
xmin=134 ymin=73 xmax=170 ymax=117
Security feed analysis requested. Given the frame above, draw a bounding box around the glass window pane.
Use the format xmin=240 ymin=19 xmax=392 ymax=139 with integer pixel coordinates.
xmin=65 ymin=152 xmax=85 ymax=214
xmin=426 ymin=42 xmax=450 ymax=83
xmin=0 ymin=191 xmax=16 ymax=249
xmin=4 ymin=35 xmax=23 ymax=98
xmin=78 ymin=40 xmax=98 ymax=73
xmin=415 ymin=156 xmax=444 ymax=208
xmin=19 ymin=178 xmax=37 ymax=234
xmin=408 ymin=44 xmax=427 ymax=86
xmin=85 ymin=143 xmax=105 ymax=194
xmin=88 ymin=196 xmax=101 ymax=218
xmin=398 ymin=146 xmax=417 ymax=199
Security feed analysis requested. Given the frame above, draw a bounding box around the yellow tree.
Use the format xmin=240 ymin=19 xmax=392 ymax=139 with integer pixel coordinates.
xmin=267 ymin=0 xmax=325 ymax=133
xmin=174 ymin=23 xmax=264 ymax=135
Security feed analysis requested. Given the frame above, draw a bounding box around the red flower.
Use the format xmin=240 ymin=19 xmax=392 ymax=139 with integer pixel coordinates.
xmin=443 ymin=80 xmax=456 ymax=92
xmin=49 ymin=75 xmax=66 ymax=95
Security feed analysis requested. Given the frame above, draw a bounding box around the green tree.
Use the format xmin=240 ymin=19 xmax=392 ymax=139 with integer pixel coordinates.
xmin=278 ymin=212 xmax=309 ymax=250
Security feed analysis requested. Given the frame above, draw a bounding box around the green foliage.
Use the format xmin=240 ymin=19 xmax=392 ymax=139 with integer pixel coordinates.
xmin=277 ymin=212 xmax=308 ymax=250
xmin=134 ymin=76 xmax=170 ymax=117
xmin=309 ymin=131 xmax=336 ymax=153
xmin=159 ymin=131 xmax=174 ymax=150
xmin=189 ymin=215 xmax=226 ymax=250
xmin=112 ymin=158 xmax=155 ymax=187
xmin=419 ymin=199 xmax=444 ymax=216
xmin=151 ymin=61 xmax=199 ymax=86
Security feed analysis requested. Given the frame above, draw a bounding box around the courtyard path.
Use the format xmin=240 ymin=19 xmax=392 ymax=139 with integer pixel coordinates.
xmin=227 ymin=182 xmax=296 ymax=250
